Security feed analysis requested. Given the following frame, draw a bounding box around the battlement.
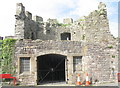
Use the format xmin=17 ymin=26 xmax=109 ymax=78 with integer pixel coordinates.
xmin=33 ymin=15 xmax=43 ymax=23
xmin=15 ymin=2 xmax=114 ymax=42
xmin=15 ymin=2 xmax=107 ymax=24
xmin=98 ymin=2 xmax=106 ymax=10
xmin=16 ymin=3 xmax=25 ymax=15
xmin=63 ymin=18 xmax=73 ymax=24
xmin=47 ymin=18 xmax=57 ymax=24
xmin=25 ymin=11 xmax=32 ymax=20
xmin=15 ymin=3 xmax=25 ymax=19
xmin=14 ymin=3 xmax=74 ymax=24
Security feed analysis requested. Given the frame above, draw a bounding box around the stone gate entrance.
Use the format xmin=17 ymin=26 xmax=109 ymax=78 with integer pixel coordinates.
xmin=15 ymin=39 xmax=115 ymax=85
xmin=37 ymin=54 xmax=67 ymax=84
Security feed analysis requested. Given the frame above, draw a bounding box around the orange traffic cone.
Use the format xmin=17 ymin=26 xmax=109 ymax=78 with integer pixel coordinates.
xmin=85 ymin=73 xmax=90 ymax=86
xmin=76 ymin=74 xmax=82 ymax=85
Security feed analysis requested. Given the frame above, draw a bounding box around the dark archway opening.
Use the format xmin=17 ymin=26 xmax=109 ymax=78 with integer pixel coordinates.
xmin=61 ymin=33 xmax=71 ymax=40
xmin=37 ymin=54 xmax=66 ymax=85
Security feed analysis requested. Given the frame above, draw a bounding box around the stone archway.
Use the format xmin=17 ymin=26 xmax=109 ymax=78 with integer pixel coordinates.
xmin=37 ymin=54 xmax=67 ymax=85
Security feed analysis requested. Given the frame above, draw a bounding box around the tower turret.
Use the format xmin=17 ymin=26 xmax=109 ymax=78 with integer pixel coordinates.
xmin=15 ymin=3 xmax=26 ymax=39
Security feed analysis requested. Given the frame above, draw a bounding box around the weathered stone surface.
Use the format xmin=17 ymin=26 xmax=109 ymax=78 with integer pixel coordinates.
xmin=15 ymin=2 xmax=114 ymax=43
xmin=63 ymin=18 xmax=73 ymax=24
xmin=14 ymin=2 xmax=118 ymax=85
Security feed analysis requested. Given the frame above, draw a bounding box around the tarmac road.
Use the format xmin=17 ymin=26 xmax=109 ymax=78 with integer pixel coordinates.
xmin=94 ymin=82 xmax=118 ymax=86
xmin=1 ymin=86 xmax=119 ymax=88
xmin=1 ymin=82 xmax=119 ymax=88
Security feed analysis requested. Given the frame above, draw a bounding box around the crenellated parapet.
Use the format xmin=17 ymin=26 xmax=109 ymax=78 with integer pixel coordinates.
xmin=63 ymin=18 xmax=73 ymax=24
xmin=15 ymin=2 xmax=115 ymax=43
xmin=47 ymin=18 xmax=58 ymax=24
xmin=15 ymin=3 xmax=25 ymax=20
xmin=25 ymin=11 xmax=32 ymax=20
xmin=33 ymin=15 xmax=43 ymax=23
xmin=15 ymin=3 xmax=43 ymax=21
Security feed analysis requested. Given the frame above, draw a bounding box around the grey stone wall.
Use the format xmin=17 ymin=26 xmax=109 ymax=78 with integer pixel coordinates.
xmin=15 ymin=2 xmax=115 ymax=42
xmin=14 ymin=2 xmax=118 ymax=85
xmin=14 ymin=39 xmax=118 ymax=85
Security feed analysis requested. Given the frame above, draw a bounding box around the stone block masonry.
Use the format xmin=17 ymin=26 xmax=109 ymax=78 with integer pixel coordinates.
xmin=15 ymin=2 xmax=115 ymax=42
xmin=14 ymin=2 xmax=118 ymax=85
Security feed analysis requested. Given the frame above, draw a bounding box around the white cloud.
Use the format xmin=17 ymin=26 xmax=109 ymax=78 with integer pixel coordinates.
xmin=0 ymin=0 xmax=118 ymax=37
xmin=109 ymin=21 xmax=118 ymax=37
xmin=0 ymin=0 xmax=16 ymax=37
xmin=0 ymin=0 xmax=77 ymax=37
xmin=70 ymin=0 xmax=99 ymax=17
xmin=19 ymin=0 xmax=76 ymax=20
xmin=98 ymin=0 xmax=119 ymax=3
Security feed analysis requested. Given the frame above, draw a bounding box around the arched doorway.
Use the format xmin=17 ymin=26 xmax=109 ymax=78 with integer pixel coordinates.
xmin=37 ymin=54 xmax=67 ymax=84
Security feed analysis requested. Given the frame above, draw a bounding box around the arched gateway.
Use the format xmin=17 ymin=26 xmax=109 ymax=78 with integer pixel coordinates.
xmin=15 ymin=39 xmax=114 ymax=85
xmin=37 ymin=54 xmax=67 ymax=84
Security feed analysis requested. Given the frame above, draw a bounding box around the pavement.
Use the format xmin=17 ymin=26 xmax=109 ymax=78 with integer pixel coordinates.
xmin=1 ymin=82 xmax=119 ymax=88
xmin=93 ymin=82 xmax=118 ymax=86
xmin=38 ymin=81 xmax=118 ymax=86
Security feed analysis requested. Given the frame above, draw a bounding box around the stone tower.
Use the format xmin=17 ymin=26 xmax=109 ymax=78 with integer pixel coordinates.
xmin=15 ymin=3 xmax=25 ymax=39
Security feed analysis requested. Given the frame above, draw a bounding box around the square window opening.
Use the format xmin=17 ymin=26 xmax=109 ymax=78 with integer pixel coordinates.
xmin=20 ymin=57 xmax=30 ymax=73
xmin=73 ymin=56 xmax=82 ymax=72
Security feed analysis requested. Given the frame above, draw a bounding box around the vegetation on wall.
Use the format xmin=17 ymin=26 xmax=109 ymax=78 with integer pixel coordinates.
xmin=107 ymin=45 xmax=113 ymax=49
xmin=56 ymin=23 xmax=72 ymax=27
xmin=112 ymin=55 xmax=115 ymax=58
xmin=82 ymin=35 xmax=85 ymax=40
xmin=0 ymin=39 xmax=16 ymax=76
xmin=0 ymin=40 xmax=2 ymax=62
xmin=79 ymin=18 xmax=85 ymax=21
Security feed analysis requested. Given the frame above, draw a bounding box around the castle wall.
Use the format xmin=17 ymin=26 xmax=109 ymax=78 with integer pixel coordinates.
xmin=15 ymin=3 xmax=115 ymax=42
xmin=14 ymin=39 xmax=117 ymax=85
xmin=14 ymin=2 xmax=118 ymax=85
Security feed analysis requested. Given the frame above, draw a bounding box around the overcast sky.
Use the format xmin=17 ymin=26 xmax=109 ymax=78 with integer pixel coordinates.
xmin=0 ymin=0 xmax=119 ymax=37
